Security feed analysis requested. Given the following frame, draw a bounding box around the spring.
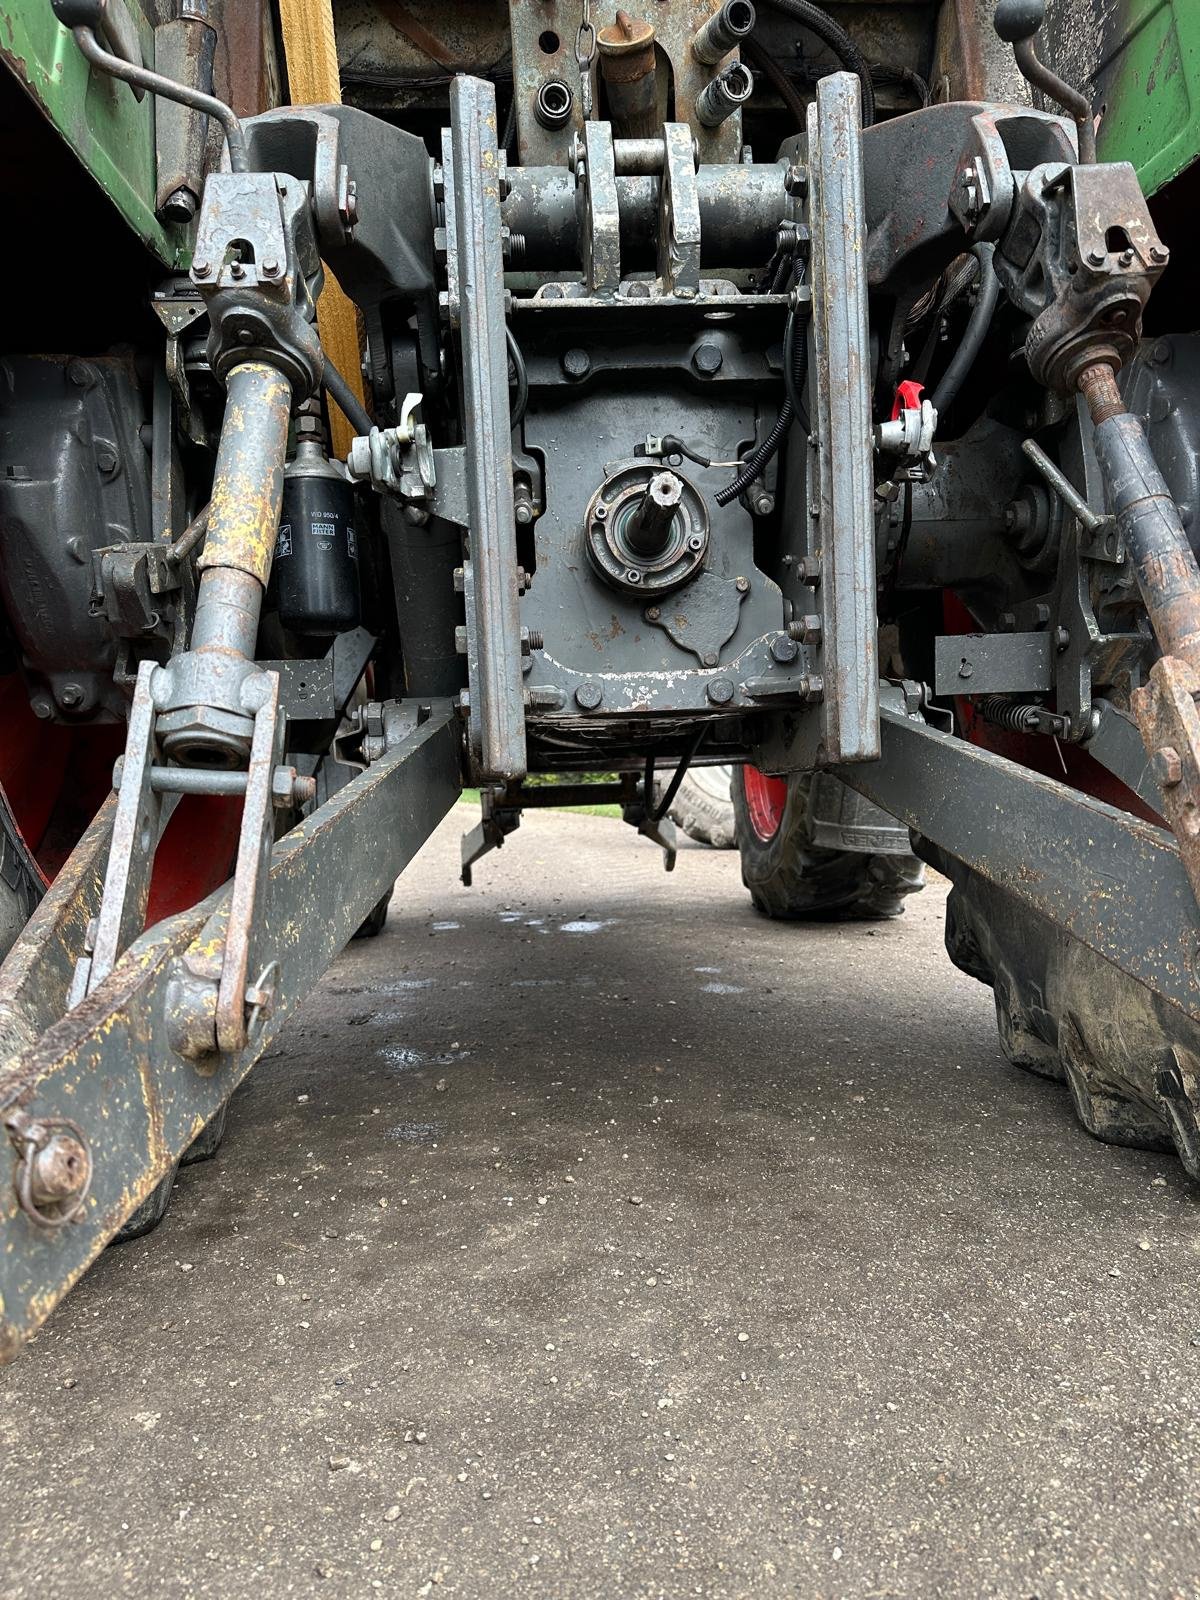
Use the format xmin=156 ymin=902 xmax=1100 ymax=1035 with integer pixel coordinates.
xmin=978 ymin=696 xmax=1040 ymax=734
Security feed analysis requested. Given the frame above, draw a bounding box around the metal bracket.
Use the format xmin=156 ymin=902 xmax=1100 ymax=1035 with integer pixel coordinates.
xmin=71 ymin=661 xmax=165 ymax=1005
xmin=460 ymin=786 xmax=522 ymax=886
xmin=804 ymin=72 xmax=878 ymax=765
xmin=167 ymin=672 xmax=286 ymax=1056
xmin=575 ymin=121 xmax=621 ymax=296
xmin=934 ymin=632 xmax=1052 ymax=696
xmin=449 ymin=77 xmax=527 ymax=782
xmin=657 ymin=122 xmax=702 ymax=298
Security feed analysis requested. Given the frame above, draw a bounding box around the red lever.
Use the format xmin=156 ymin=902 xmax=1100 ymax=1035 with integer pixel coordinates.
xmin=890 ymin=380 xmax=925 ymax=421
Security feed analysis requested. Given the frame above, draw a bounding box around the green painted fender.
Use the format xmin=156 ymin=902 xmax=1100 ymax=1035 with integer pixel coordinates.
xmin=0 ymin=0 xmax=185 ymax=264
xmin=1044 ymin=0 xmax=1200 ymax=197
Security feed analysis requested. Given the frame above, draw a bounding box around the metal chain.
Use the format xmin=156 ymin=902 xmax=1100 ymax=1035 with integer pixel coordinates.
xmin=575 ymin=0 xmax=597 ymax=119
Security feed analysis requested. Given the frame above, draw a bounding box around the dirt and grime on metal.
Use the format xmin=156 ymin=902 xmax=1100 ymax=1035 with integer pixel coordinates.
xmin=1 ymin=805 xmax=1198 ymax=1598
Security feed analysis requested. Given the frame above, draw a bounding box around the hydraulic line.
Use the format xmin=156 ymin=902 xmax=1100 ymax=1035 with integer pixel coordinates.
xmin=742 ymin=36 xmax=807 ymax=128
xmin=755 ymin=0 xmax=875 ymax=126
xmin=322 ymin=359 xmax=373 ymax=440
xmin=929 ymin=244 xmax=1000 ymax=418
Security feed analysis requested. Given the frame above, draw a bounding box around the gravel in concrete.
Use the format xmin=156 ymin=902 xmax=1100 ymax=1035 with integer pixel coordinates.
xmin=1 ymin=806 xmax=1198 ymax=1599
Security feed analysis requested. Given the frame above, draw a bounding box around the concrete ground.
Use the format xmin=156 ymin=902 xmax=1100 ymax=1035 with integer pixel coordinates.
xmin=1 ymin=805 xmax=1198 ymax=1600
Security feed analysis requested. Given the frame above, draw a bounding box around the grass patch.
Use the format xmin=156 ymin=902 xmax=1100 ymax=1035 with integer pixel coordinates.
xmin=459 ymin=786 xmax=622 ymax=819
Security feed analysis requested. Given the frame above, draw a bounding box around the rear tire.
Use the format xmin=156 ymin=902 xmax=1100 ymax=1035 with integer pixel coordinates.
xmin=934 ymin=841 xmax=1200 ymax=1181
xmin=733 ymin=766 xmax=924 ymax=920
xmin=659 ymin=765 xmax=736 ymax=849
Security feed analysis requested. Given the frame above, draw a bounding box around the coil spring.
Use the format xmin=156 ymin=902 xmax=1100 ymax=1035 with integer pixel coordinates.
xmin=978 ymin=696 xmax=1040 ymax=734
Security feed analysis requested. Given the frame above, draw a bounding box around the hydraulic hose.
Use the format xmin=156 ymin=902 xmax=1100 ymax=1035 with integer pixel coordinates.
xmin=930 ymin=243 xmax=1000 ymax=418
xmin=742 ymin=36 xmax=807 ymax=128
xmin=755 ymin=0 xmax=875 ymax=126
xmin=322 ymin=359 xmax=373 ymax=440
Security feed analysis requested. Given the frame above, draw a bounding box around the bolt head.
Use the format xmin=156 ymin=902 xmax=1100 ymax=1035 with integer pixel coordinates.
xmin=707 ymin=678 xmax=735 ymax=705
xmin=58 ymin=683 xmax=84 ymax=709
xmin=692 ymin=342 xmax=723 ymax=377
xmin=735 ymin=577 xmax=750 ymax=593
xmin=562 ymin=348 xmax=591 ymax=381
xmin=770 ymin=635 xmax=799 ymax=664
xmin=644 ymin=605 xmax=661 ymax=622
xmin=575 ymin=682 xmax=602 ymax=710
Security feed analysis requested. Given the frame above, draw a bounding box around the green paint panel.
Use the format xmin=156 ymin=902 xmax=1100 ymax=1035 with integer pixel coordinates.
xmin=0 ymin=1 xmax=184 ymax=263
xmin=1093 ymin=0 xmax=1200 ymax=196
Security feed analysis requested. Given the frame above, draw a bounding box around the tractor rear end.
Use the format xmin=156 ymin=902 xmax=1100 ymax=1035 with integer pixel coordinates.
xmin=0 ymin=0 xmax=1198 ymax=1360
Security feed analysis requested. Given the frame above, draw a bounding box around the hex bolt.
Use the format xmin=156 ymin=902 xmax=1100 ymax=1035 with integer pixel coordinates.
xmin=644 ymin=605 xmax=662 ymax=622
xmin=262 ymin=258 xmax=281 ymax=277
xmin=770 ymin=634 xmax=800 ymax=664
xmin=30 ymin=694 xmax=53 ymax=720
xmin=1086 ymin=248 xmax=1106 ymax=267
xmin=702 ymin=651 xmax=720 ymax=668
xmin=1150 ymin=245 xmax=1169 ymax=264
xmin=735 ymin=576 xmax=750 ymax=593
xmin=561 ymin=348 xmax=592 ymax=381
xmin=752 ymin=492 xmax=774 ymax=516
xmin=787 ymin=613 xmax=822 ymax=645
xmin=192 ymin=259 xmax=211 ymax=278
xmin=692 ymin=342 xmax=723 ymax=377
xmin=784 ymin=162 xmax=807 ymax=197
xmin=707 ymin=677 xmax=735 ymax=705
xmin=797 ymin=554 xmax=822 ymax=582
xmin=1055 ymin=626 xmax=1070 ymax=651
xmin=575 ymin=682 xmax=603 ymax=710
xmin=1154 ymin=746 xmax=1183 ymax=788
xmin=58 ymin=683 xmax=84 ymax=709
xmin=626 ymin=471 xmax=684 ymax=557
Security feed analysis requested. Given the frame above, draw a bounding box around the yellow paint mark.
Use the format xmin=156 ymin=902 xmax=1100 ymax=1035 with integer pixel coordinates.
xmin=276 ymin=0 xmax=367 ymax=459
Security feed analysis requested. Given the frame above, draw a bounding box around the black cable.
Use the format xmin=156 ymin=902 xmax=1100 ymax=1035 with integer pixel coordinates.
xmin=651 ymin=725 xmax=710 ymax=824
xmin=716 ymin=304 xmax=809 ymax=507
xmin=756 ymin=0 xmax=875 ymax=126
xmin=323 ymin=359 xmax=373 ymax=439
xmin=782 ymin=305 xmax=811 ymax=434
xmin=506 ymin=325 xmax=529 ymax=429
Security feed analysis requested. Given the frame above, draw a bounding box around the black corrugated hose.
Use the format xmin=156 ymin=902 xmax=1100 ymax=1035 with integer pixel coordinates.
xmin=756 ymin=0 xmax=875 ymax=126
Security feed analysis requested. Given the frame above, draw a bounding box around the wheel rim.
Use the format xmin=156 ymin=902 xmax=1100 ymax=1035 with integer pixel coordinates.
xmin=742 ymin=765 xmax=788 ymax=842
